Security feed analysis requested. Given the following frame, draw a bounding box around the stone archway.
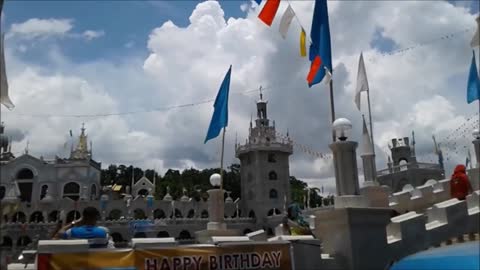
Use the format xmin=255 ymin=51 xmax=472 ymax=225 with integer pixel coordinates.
xmin=107 ymin=209 xmax=123 ymax=221
xmin=48 ymin=211 xmax=59 ymax=222
xmin=177 ymin=230 xmax=192 ymax=240
xmin=157 ymin=231 xmax=170 ymax=238
xmin=66 ymin=210 xmax=81 ymax=223
xmin=29 ymin=211 xmax=44 ymax=223
xmin=153 ymin=209 xmax=166 ymax=219
xmin=11 ymin=212 xmax=26 ymax=223
xmin=1 ymin=236 xmax=12 ymax=248
xmin=16 ymin=236 xmax=31 ymax=247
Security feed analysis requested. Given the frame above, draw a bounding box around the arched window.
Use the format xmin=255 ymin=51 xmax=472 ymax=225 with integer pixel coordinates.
xmin=269 ymin=189 xmax=278 ymax=199
xmin=201 ymin=210 xmax=209 ymax=218
xmin=16 ymin=236 xmax=31 ymax=247
xmin=138 ymin=189 xmax=148 ymax=196
xmin=0 ymin=186 xmax=5 ymax=200
xmin=48 ymin=211 xmax=59 ymax=222
xmin=66 ymin=210 xmax=81 ymax=223
xmin=11 ymin=212 xmax=26 ymax=223
xmin=267 ymin=208 xmax=281 ymax=216
xmin=111 ymin=232 xmax=124 ymax=243
xmin=178 ymin=230 xmax=192 ymax=240
xmin=399 ymin=159 xmax=408 ymax=171
xmin=63 ymin=182 xmax=80 ymax=201
xmin=1 ymin=236 xmax=12 ymax=248
xmin=90 ymin=185 xmax=97 ymax=200
xmin=153 ymin=209 xmax=166 ymax=219
xmin=40 ymin=185 xmax=48 ymax=200
xmin=134 ymin=209 xmax=146 ymax=220
xmin=133 ymin=232 xmax=147 ymax=238
xmin=107 ymin=209 xmax=123 ymax=221
xmin=157 ymin=231 xmax=170 ymax=238
xmin=268 ymin=153 xmax=276 ymax=163
xmin=170 ymin=209 xmax=183 ymax=218
xmin=269 ymin=171 xmax=277 ymax=180
xmin=187 ymin=209 xmax=195 ymax=218
xmin=243 ymin=228 xmax=252 ymax=235
xmin=16 ymin=169 xmax=34 ymax=179
xmin=30 ymin=211 xmax=44 ymax=223
xmin=248 ymin=210 xmax=256 ymax=218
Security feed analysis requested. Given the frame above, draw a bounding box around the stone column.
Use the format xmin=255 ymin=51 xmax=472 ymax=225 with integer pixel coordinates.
xmin=329 ymin=141 xmax=360 ymax=196
xmin=207 ymin=189 xmax=226 ymax=230
xmin=361 ymin=153 xmax=377 ymax=184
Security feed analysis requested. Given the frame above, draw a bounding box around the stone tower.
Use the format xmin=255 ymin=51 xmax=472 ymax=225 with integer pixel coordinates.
xmin=235 ymin=90 xmax=293 ymax=222
xmin=390 ymin=137 xmax=417 ymax=166
xmin=377 ymin=136 xmax=444 ymax=192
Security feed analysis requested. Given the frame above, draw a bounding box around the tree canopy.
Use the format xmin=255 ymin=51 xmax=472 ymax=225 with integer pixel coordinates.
xmin=100 ymin=163 xmax=330 ymax=207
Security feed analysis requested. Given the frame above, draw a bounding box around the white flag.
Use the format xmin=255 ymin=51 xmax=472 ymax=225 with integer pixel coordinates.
xmin=324 ymin=66 xmax=332 ymax=85
xmin=354 ymin=52 xmax=369 ymax=111
xmin=0 ymin=33 xmax=14 ymax=110
xmin=361 ymin=116 xmax=374 ymax=155
xmin=279 ymin=5 xmax=295 ymax=39
xmin=471 ymin=16 xmax=479 ymax=48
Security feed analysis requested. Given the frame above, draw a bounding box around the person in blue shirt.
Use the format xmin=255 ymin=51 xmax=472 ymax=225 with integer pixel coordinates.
xmin=53 ymin=206 xmax=113 ymax=248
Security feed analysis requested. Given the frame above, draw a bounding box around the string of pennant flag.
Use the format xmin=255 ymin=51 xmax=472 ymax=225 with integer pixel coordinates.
xmin=275 ymin=131 xmax=333 ymax=160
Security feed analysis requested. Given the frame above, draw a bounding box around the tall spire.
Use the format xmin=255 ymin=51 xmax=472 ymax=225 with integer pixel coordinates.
xmin=259 ymin=85 xmax=263 ymax=101
xmin=70 ymin=123 xmax=90 ymax=160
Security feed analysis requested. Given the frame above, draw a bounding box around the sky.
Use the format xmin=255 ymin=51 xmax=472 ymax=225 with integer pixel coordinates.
xmin=1 ymin=0 xmax=479 ymax=194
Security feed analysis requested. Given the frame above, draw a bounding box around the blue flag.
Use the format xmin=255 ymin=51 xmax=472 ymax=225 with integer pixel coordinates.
xmin=467 ymin=51 xmax=480 ymax=104
xmin=205 ymin=65 xmax=232 ymax=143
xmin=307 ymin=0 xmax=332 ymax=87
xmin=255 ymin=0 xmax=262 ymax=4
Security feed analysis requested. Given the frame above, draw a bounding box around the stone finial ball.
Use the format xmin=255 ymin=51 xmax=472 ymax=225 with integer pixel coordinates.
xmin=473 ymin=128 xmax=480 ymax=139
xmin=210 ymin=173 xmax=222 ymax=187
xmin=332 ymin=118 xmax=352 ymax=140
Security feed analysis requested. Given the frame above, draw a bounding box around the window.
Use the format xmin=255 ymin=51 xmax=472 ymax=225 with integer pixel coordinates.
xmin=63 ymin=182 xmax=80 ymax=201
xmin=108 ymin=209 xmax=123 ymax=221
xmin=0 ymin=186 xmax=5 ymax=200
xmin=134 ymin=208 xmax=146 ymax=219
xmin=269 ymin=189 xmax=278 ymax=199
xmin=138 ymin=189 xmax=148 ymax=196
xmin=16 ymin=169 xmax=34 ymax=179
xmin=18 ymin=182 xmax=33 ymax=202
xmin=269 ymin=171 xmax=277 ymax=180
xmin=153 ymin=209 xmax=165 ymax=219
xmin=90 ymin=185 xmax=97 ymax=200
xmin=40 ymin=185 xmax=48 ymax=200
xmin=268 ymin=153 xmax=276 ymax=163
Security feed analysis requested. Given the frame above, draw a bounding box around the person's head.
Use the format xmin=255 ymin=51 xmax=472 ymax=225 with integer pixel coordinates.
xmin=82 ymin=207 xmax=100 ymax=225
xmin=453 ymin=164 xmax=466 ymax=175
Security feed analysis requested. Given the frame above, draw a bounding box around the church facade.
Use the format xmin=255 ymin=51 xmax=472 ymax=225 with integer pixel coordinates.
xmin=0 ymin=96 xmax=292 ymax=265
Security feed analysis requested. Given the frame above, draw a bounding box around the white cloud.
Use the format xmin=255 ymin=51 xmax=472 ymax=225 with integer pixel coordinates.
xmin=82 ymin=30 xmax=105 ymax=41
xmin=9 ymin=18 xmax=73 ymax=39
xmin=8 ymin=18 xmax=105 ymax=41
xmin=2 ymin=1 xmax=479 ymax=185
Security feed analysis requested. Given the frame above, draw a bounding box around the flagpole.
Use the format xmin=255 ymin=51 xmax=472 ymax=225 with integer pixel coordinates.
xmin=329 ymin=80 xmax=336 ymax=142
xmin=220 ymin=127 xmax=226 ymax=191
xmin=366 ymin=89 xmax=375 ymax=155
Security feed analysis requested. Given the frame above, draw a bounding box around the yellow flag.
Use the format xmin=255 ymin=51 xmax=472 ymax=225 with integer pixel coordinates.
xmin=300 ymin=29 xmax=307 ymax=57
